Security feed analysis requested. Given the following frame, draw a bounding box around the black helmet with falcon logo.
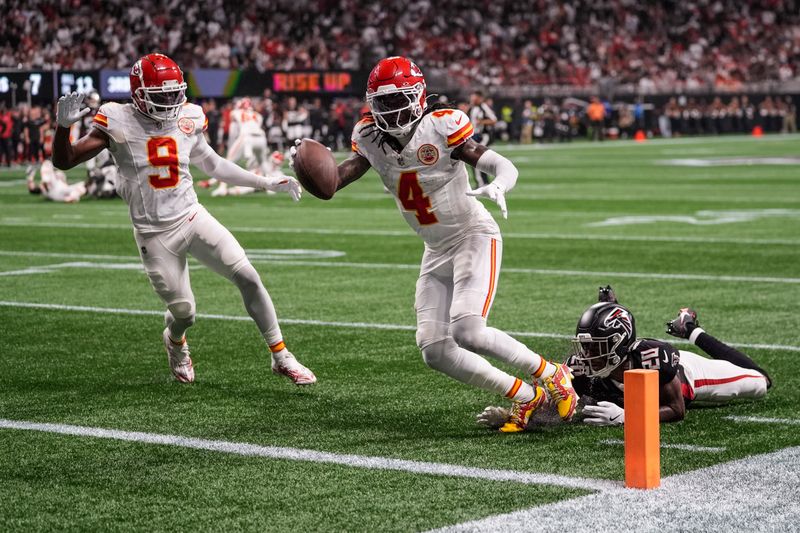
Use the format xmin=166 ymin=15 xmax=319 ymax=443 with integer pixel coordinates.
xmin=571 ymin=302 xmax=637 ymax=378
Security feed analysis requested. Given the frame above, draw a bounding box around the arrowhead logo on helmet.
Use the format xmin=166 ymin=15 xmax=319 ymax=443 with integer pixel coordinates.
xmin=130 ymin=53 xmax=188 ymax=123
xmin=365 ymin=57 xmax=428 ymax=137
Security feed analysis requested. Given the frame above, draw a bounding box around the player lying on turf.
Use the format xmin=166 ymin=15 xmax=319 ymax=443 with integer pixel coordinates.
xmin=478 ymin=286 xmax=771 ymax=429
xmin=27 ymin=160 xmax=87 ymax=203
xmin=290 ymin=56 xmax=577 ymax=431
xmin=52 ymin=53 xmax=316 ymax=386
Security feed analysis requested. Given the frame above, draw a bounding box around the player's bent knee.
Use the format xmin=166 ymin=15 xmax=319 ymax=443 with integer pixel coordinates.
xmin=450 ymin=317 xmax=487 ymax=354
xmin=168 ymin=301 xmax=196 ymax=324
xmin=421 ymin=340 xmax=453 ymax=371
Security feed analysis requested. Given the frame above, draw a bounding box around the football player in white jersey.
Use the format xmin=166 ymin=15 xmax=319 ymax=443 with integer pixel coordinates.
xmin=27 ymin=159 xmax=86 ymax=203
xmin=52 ymin=53 xmax=316 ymax=386
xmin=291 ymin=57 xmax=577 ymax=431
xmin=226 ymin=98 xmax=271 ymax=176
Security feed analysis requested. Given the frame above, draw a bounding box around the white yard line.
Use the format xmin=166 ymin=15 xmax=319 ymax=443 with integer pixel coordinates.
xmin=724 ymin=415 xmax=800 ymax=426
xmin=247 ymin=259 xmax=800 ymax=285
xmin=431 ymin=446 xmax=800 ymax=532
xmin=0 ymin=418 xmax=617 ymax=492
xmin=599 ymin=439 xmax=726 ymax=453
xmin=0 ymin=179 xmax=28 ymax=187
xmin=1 ymin=249 xmax=797 ymax=285
xmin=0 ymin=300 xmax=798 ymax=353
xmin=1 ymin=220 xmax=797 ymax=246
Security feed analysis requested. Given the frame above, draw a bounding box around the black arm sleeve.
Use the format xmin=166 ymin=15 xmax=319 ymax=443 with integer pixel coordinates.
xmin=694 ymin=331 xmax=772 ymax=387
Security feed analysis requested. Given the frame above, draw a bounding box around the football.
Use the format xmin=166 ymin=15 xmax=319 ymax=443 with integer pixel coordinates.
xmin=292 ymin=138 xmax=338 ymax=200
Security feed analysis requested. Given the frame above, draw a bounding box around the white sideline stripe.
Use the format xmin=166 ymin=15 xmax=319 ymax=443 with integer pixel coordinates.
xmin=1 ymin=220 xmax=796 ymax=247
xmin=1 ymin=300 xmax=799 ymax=354
xmin=1 ymin=250 xmax=797 ymax=285
xmin=432 ymin=446 xmax=800 ymax=532
xmin=0 ymin=418 xmax=618 ymax=492
xmin=724 ymin=415 xmax=800 ymax=426
xmin=599 ymin=439 xmax=726 ymax=453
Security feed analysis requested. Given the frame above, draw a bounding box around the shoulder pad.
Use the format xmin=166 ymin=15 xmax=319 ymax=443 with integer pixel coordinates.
xmin=429 ymin=108 xmax=474 ymax=148
xmin=179 ymin=103 xmax=207 ymax=133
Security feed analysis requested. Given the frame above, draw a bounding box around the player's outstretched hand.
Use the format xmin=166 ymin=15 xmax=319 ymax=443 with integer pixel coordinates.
xmin=582 ymin=401 xmax=624 ymax=426
xmin=56 ymin=92 xmax=91 ymax=128
xmin=476 ymin=405 xmax=511 ymax=429
xmin=289 ymin=138 xmax=331 ymax=171
xmin=466 ymin=182 xmax=508 ymax=219
xmin=289 ymin=139 xmax=302 ymax=170
xmin=271 ymin=175 xmax=302 ymax=202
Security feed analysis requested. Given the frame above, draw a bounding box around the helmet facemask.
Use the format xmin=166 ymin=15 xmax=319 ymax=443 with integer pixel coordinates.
xmin=367 ymin=83 xmax=425 ymax=137
xmin=134 ymin=80 xmax=187 ymax=123
xmin=571 ymin=332 xmax=627 ymax=378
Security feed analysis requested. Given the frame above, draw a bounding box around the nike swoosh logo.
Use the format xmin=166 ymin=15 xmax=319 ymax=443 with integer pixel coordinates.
xmin=188 ymin=212 xmax=197 ymax=222
xmin=610 ymin=414 xmax=622 ymax=422
xmin=455 ymin=117 xmax=463 ymax=125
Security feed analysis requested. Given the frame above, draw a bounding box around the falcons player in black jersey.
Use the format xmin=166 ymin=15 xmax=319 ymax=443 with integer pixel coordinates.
xmin=478 ymin=285 xmax=771 ymax=428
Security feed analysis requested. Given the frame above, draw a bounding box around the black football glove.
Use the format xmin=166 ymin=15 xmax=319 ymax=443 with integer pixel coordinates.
xmin=666 ymin=307 xmax=699 ymax=339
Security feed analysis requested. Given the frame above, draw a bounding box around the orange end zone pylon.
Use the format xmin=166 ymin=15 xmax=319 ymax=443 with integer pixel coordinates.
xmin=624 ymin=369 xmax=660 ymax=489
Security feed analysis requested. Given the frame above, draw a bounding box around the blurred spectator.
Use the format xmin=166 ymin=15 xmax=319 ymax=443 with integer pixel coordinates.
xmin=23 ymin=106 xmax=47 ymax=163
xmin=469 ymin=91 xmax=498 ymax=186
xmin=0 ymin=104 xmax=14 ymax=166
xmin=783 ymin=97 xmax=797 ymax=133
xmin=520 ymin=100 xmax=534 ymax=144
xmin=587 ymin=96 xmax=605 ymax=141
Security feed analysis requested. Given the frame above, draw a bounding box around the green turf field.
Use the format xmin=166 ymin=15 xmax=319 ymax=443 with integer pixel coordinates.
xmin=1 ymin=135 xmax=799 ymax=531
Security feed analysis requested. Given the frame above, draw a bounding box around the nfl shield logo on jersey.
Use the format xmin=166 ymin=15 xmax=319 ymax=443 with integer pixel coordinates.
xmin=178 ymin=117 xmax=195 ymax=135
xmin=417 ymin=144 xmax=439 ymax=165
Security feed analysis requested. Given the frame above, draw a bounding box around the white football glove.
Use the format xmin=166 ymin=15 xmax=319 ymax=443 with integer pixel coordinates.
xmin=476 ymin=406 xmax=511 ymax=429
xmin=268 ymin=175 xmax=302 ymax=202
xmin=466 ymin=182 xmax=508 ymax=219
xmin=288 ymin=139 xmax=302 ymax=170
xmin=56 ymin=92 xmax=91 ymax=128
xmin=582 ymin=401 xmax=624 ymax=426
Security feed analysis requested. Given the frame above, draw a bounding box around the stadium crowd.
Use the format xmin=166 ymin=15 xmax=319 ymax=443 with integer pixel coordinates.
xmin=2 ymin=0 xmax=798 ymax=90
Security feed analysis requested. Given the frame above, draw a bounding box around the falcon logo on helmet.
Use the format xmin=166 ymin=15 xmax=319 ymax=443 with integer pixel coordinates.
xmin=365 ymin=56 xmax=427 ymax=137
xmin=571 ymin=302 xmax=637 ymax=378
xmin=604 ymin=307 xmax=634 ymax=338
xmin=130 ymin=53 xmax=187 ymax=123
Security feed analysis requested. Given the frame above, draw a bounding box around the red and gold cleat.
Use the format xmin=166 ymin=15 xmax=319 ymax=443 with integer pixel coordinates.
xmin=542 ymin=364 xmax=578 ymax=420
xmin=499 ymin=386 xmax=547 ymax=433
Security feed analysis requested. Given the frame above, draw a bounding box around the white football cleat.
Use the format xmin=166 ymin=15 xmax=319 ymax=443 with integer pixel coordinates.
xmin=163 ymin=328 xmax=195 ymax=383
xmin=272 ymin=353 xmax=316 ymax=385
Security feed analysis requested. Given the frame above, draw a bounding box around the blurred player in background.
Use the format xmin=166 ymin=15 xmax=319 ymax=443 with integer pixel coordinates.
xmin=468 ymin=91 xmax=497 ymax=187
xmin=27 ymin=159 xmax=86 ymax=203
xmin=291 ymin=56 xmax=578 ymax=432
xmin=478 ymin=286 xmax=771 ymax=429
xmin=52 ymin=53 xmax=315 ymax=386
xmin=283 ymin=97 xmax=308 ymax=142
xmin=227 ymin=98 xmax=270 ymax=174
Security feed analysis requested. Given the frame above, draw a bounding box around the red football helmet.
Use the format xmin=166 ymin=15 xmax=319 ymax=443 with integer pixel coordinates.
xmin=235 ymin=97 xmax=252 ymax=110
xmin=130 ymin=53 xmax=187 ymax=122
xmin=366 ymin=56 xmax=427 ymax=136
